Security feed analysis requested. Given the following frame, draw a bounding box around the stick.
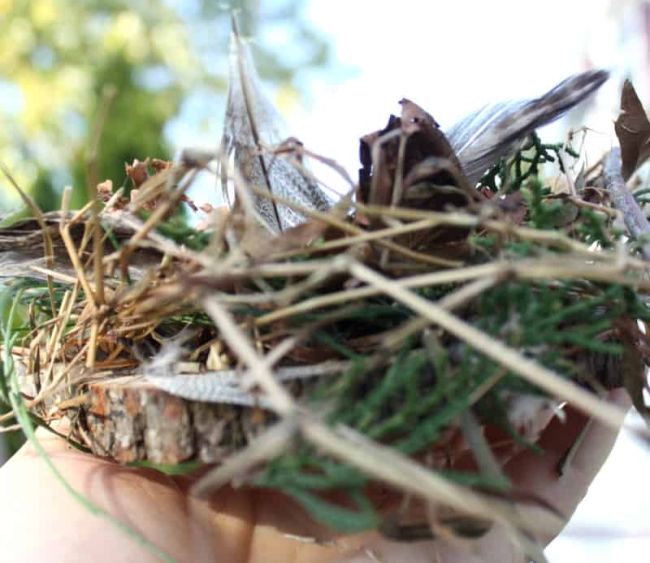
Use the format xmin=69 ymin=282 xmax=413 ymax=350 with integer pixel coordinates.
xmin=604 ymin=147 xmax=650 ymax=260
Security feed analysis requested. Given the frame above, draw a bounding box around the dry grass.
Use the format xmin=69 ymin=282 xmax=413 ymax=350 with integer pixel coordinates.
xmin=1 ymin=123 xmax=649 ymax=562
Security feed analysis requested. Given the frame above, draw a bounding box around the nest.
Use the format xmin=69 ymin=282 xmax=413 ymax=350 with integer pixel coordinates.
xmin=2 ymin=25 xmax=650 ymax=560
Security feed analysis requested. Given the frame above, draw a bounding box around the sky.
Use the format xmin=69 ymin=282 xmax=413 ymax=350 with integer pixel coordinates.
xmin=290 ymin=0 xmax=623 ymax=178
xmin=178 ymin=0 xmax=640 ymax=199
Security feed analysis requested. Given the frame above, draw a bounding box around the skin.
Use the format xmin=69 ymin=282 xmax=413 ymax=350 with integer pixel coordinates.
xmin=0 ymin=389 xmax=630 ymax=563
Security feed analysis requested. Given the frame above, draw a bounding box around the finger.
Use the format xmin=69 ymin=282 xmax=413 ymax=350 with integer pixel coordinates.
xmin=0 ymin=431 xmax=382 ymax=562
xmin=503 ymin=388 xmax=631 ymax=543
xmin=0 ymin=430 xmax=199 ymax=562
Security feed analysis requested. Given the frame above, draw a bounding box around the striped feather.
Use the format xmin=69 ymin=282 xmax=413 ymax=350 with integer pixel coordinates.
xmin=445 ymin=70 xmax=609 ymax=184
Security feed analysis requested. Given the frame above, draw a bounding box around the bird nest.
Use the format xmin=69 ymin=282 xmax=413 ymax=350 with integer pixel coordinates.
xmin=2 ymin=25 xmax=650 ymax=557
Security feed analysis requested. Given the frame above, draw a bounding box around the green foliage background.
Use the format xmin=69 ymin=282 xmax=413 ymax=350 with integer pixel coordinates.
xmin=0 ymin=0 xmax=330 ymax=212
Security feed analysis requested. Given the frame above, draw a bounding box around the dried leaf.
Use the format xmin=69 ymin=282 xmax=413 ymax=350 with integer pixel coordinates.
xmin=399 ymin=98 xmax=459 ymax=171
xmin=400 ymin=99 xmax=476 ymax=202
xmin=125 ymin=159 xmax=149 ymax=188
xmin=221 ymin=18 xmax=333 ymax=233
xmin=446 ymin=70 xmax=608 ymax=184
xmin=96 ymin=179 xmax=114 ymax=202
xmin=151 ymin=158 xmax=172 ymax=173
xmin=358 ymin=100 xmax=486 ymax=256
xmin=359 ymin=115 xmax=399 ymax=208
xmin=616 ymin=318 xmax=650 ymax=426
xmin=128 ymin=163 xmax=177 ymax=212
xmin=359 ymin=99 xmax=472 ymax=209
xmin=614 ymin=79 xmax=650 ymax=180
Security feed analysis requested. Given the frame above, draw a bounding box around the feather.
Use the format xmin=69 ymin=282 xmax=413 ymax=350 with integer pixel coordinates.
xmin=445 ymin=70 xmax=609 ymax=184
xmin=220 ymin=18 xmax=333 ymax=233
xmin=147 ymin=361 xmax=349 ymax=406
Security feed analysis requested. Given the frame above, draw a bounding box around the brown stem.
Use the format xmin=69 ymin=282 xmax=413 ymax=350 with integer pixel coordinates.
xmin=603 ymin=147 xmax=650 ymax=260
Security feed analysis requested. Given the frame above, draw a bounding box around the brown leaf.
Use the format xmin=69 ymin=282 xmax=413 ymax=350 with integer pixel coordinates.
xmin=358 ymin=99 xmax=476 ymax=210
xmin=96 ymin=179 xmax=114 ymax=202
xmin=614 ymin=80 xmax=650 ymax=180
xmin=180 ymin=194 xmax=199 ymax=212
xmin=359 ymin=115 xmax=400 ymax=207
xmin=399 ymin=98 xmax=462 ymax=178
xmin=125 ymin=159 xmax=149 ymax=187
xmin=358 ymin=100 xmax=481 ymax=254
xmin=150 ymin=158 xmax=172 ymax=173
xmin=97 ymin=179 xmax=129 ymax=210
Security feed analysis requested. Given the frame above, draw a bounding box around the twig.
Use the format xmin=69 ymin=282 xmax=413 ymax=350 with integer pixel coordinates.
xmin=255 ymin=262 xmax=502 ymax=326
xmin=0 ymin=162 xmax=57 ymax=316
xmin=603 ymin=147 xmax=650 ymax=260
xmin=201 ymin=297 xmax=296 ymax=415
xmin=254 ymin=257 xmax=650 ymax=327
xmin=301 ymin=421 xmax=563 ymax=538
xmin=85 ymin=84 xmax=117 ymax=193
xmin=354 ymin=202 xmax=649 ymax=268
xmin=273 ymin=141 xmax=356 ymax=190
xmin=59 ymin=187 xmax=98 ymax=312
xmin=247 ymin=183 xmax=461 ymax=268
xmin=85 ymin=85 xmax=117 ymax=309
xmin=347 ymin=259 xmax=628 ymax=429
xmin=381 ymin=275 xmax=502 ymax=350
xmin=271 ymin=216 xmax=454 ymax=260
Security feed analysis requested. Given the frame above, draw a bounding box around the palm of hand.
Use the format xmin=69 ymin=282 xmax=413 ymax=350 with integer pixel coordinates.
xmin=0 ymin=389 xmax=628 ymax=563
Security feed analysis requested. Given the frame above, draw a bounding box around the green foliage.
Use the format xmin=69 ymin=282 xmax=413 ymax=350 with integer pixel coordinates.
xmin=575 ymin=208 xmax=616 ymax=248
xmin=127 ymin=458 xmax=202 ymax=475
xmin=249 ymin=134 xmax=650 ymax=529
xmin=0 ymin=0 xmax=193 ymax=208
xmin=480 ymin=132 xmax=575 ymax=193
xmin=153 ymin=214 xmax=212 ymax=250
xmin=257 ymin=449 xmax=379 ymax=531
xmin=0 ymin=283 xmax=29 ymax=334
xmin=253 ymin=270 xmax=650 ymax=530
xmin=476 ymin=281 xmax=627 ymax=360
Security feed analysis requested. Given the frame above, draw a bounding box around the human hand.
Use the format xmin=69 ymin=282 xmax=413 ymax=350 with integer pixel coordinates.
xmin=0 ymin=389 xmax=630 ymax=563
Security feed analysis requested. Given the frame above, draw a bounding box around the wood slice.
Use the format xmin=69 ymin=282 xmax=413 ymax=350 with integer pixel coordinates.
xmin=79 ymin=376 xmax=275 ymax=465
xmin=17 ymin=344 xmax=636 ymax=467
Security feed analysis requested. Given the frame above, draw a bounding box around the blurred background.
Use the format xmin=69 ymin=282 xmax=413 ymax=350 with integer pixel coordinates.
xmin=1 ymin=0 xmax=650 ymax=560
